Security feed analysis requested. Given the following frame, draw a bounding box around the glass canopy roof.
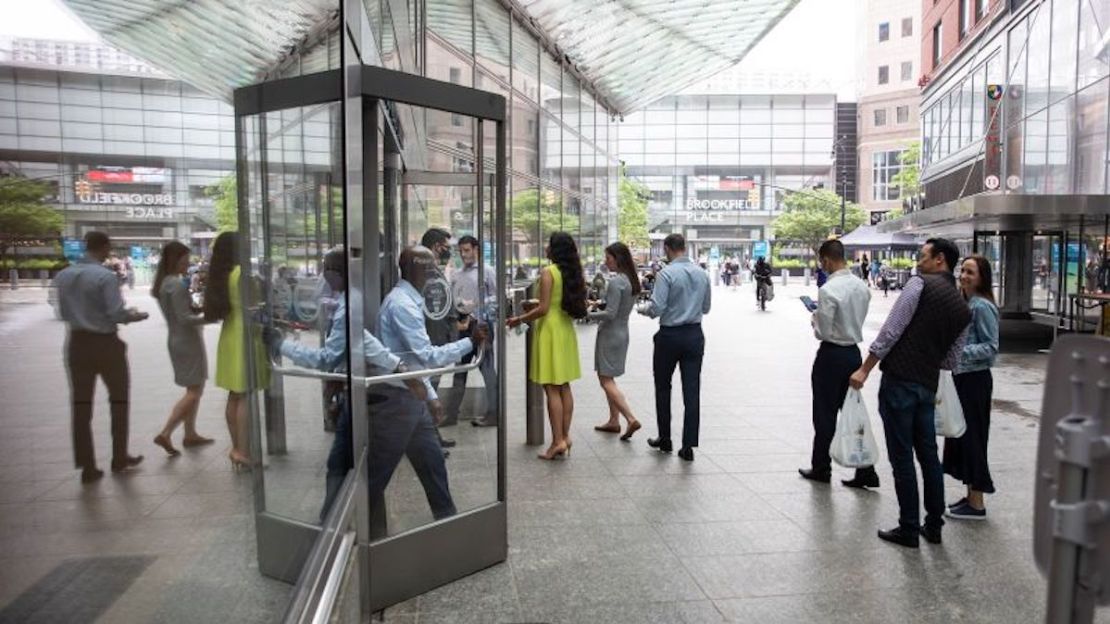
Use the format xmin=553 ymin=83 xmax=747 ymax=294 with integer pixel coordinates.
xmin=515 ymin=0 xmax=800 ymax=112
xmin=61 ymin=0 xmax=798 ymax=114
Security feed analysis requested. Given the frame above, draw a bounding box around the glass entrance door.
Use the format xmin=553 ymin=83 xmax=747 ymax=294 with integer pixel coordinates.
xmin=233 ymin=63 xmax=508 ymax=613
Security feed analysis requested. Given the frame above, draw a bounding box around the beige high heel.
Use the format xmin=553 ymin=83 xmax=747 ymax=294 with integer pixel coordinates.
xmin=537 ymin=442 xmax=569 ymax=460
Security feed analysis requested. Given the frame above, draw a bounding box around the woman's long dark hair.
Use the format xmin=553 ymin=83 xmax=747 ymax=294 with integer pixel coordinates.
xmin=203 ymin=231 xmax=238 ymax=322
xmin=547 ymin=231 xmax=587 ymax=319
xmin=606 ymin=241 xmax=641 ymax=295
xmin=152 ymin=241 xmax=190 ymax=299
xmin=962 ymin=254 xmax=995 ymax=304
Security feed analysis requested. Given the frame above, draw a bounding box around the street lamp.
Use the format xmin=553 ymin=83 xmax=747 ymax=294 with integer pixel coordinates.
xmin=830 ymin=134 xmax=849 ymax=234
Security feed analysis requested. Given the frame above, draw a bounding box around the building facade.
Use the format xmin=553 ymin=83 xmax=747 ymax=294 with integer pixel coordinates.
xmin=0 ymin=38 xmax=236 ymax=260
xmin=619 ymin=92 xmax=838 ymax=260
xmin=900 ymin=0 xmax=1109 ymax=319
xmin=856 ymin=0 xmax=923 ymax=223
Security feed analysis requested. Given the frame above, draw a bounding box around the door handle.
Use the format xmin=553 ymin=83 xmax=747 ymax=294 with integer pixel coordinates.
xmin=271 ymin=346 xmax=486 ymax=387
xmin=358 ymin=345 xmax=486 ymax=387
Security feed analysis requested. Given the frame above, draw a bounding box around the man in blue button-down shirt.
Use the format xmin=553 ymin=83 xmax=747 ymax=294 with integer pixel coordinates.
xmin=637 ymin=233 xmax=711 ymax=461
xmin=372 ymin=245 xmax=488 ymax=536
xmin=56 ymin=231 xmax=149 ymax=484
xmin=270 ymin=248 xmax=432 ymax=521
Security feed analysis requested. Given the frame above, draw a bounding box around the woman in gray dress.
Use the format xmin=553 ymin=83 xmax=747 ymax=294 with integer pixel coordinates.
xmin=152 ymin=241 xmax=213 ymax=456
xmin=590 ymin=242 xmax=642 ymax=440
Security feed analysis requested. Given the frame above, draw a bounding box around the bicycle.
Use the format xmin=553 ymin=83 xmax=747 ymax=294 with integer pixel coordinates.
xmin=755 ymin=276 xmax=772 ymax=311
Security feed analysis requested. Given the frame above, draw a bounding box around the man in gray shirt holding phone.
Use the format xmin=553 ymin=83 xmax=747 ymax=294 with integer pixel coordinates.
xmin=799 ymin=239 xmax=878 ymax=488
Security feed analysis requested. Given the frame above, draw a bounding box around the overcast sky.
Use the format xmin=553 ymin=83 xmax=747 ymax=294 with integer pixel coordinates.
xmin=0 ymin=0 xmax=857 ymax=98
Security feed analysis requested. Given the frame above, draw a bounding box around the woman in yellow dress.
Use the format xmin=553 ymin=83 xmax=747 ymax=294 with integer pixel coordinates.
xmin=204 ymin=232 xmax=269 ymax=469
xmin=508 ymin=232 xmax=588 ymax=460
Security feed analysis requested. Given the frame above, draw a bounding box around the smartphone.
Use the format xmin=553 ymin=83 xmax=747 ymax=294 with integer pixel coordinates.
xmin=800 ymin=295 xmax=818 ymax=312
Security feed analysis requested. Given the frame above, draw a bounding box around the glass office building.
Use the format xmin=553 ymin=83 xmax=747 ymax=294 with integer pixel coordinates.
xmin=899 ymin=0 xmax=1109 ymax=322
xmin=0 ymin=39 xmax=236 ymax=259
xmin=620 ymin=93 xmax=837 ymax=259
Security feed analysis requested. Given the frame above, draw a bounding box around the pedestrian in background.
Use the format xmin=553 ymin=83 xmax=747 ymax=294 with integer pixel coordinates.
xmin=870 ymin=258 xmax=882 ymax=287
xmin=508 ymin=231 xmax=588 ymax=460
xmin=799 ymin=239 xmax=879 ymax=488
xmin=447 ymin=235 xmax=500 ymax=428
xmin=639 ymin=233 xmax=711 ymax=462
xmin=943 ymin=254 xmax=999 ymax=520
xmin=860 ymin=254 xmax=870 ymax=286
xmin=204 ymin=231 xmax=269 ymax=470
xmin=56 ymin=231 xmax=148 ymax=483
xmin=152 ymin=241 xmax=213 ymax=456
xmin=850 ymin=238 xmax=970 ymax=549
xmin=420 ymin=227 xmax=458 ymax=449
xmin=590 ymin=242 xmax=642 ymax=441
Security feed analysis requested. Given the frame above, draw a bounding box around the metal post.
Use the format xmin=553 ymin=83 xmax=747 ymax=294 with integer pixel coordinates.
xmin=840 ymin=177 xmax=846 ymax=234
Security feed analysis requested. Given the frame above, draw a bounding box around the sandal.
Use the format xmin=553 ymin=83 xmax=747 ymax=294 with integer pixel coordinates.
xmin=620 ymin=420 xmax=642 ymax=441
xmin=153 ymin=434 xmax=179 ymax=457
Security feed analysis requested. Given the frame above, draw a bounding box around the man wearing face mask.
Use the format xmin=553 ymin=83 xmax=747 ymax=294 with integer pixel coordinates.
xmin=374 ymin=246 xmax=488 ymax=536
xmin=420 ymin=228 xmax=459 ymax=443
xmin=268 ymin=248 xmax=432 ymax=521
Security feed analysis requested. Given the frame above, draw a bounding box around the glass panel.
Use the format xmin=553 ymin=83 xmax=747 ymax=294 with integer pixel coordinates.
xmin=1023 ymin=108 xmax=1049 ymax=193
xmin=512 ymin=176 xmax=541 ymax=276
xmin=475 ymin=0 xmax=510 ymax=79
xmin=1007 ymin=18 xmax=1029 ymax=127
xmin=1049 ymin=0 xmax=1078 ymax=104
xmin=1075 ymin=78 xmax=1108 ymax=194
xmin=1026 ymin=2 xmax=1051 ymax=114
xmin=241 ymin=102 xmax=346 ymax=526
xmin=512 ymin=20 xmax=540 ymax=103
xmin=1046 ymin=96 xmax=1074 ymax=193
xmin=1078 ymin=0 xmax=1110 ymax=88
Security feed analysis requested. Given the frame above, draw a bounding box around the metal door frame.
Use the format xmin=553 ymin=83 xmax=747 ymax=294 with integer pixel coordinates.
xmin=233 ymin=64 xmax=508 ymax=611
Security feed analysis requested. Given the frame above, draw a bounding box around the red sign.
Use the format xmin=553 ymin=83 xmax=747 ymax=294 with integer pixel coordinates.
xmin=720 ymin=176 xmax=755 ymax=191
xmin=87 ymin=169 xmax=133 ymax=183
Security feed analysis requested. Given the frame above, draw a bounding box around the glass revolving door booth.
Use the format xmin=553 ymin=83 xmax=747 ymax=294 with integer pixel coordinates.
xmin=232 ymin=65 xmax=507 ymax=614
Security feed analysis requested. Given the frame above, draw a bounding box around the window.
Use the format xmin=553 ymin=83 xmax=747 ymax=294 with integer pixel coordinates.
xmin=896 ymin=105 xmax=910 ymax=124
xmin=901 ymin=61 xmax=913 ymax=81
xmin=975 ymin=0 xmax=988 ymax=22
xmin=448 ymin=67 xmax=462 ymax=84
xmin=933 ymin=22 xmax=943 ymax=66
xmin=959 ymin=0 xmax=971 ymax=38
xmin=902 ymin=17 xmax=913 ymax=37
xmin=879 ymin=22 xmax=890 ymax=42
xmin=878 ymin=65 xmax=889 ymax=85
xmin=874 ymin=108 xmax=887 ymax=126
xmin=872 ymin=150 xmax=904 ymax=200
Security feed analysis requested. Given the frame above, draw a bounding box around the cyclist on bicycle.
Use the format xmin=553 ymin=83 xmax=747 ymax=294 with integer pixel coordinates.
xmin=754 ymin=256 xmax=773 ymax=309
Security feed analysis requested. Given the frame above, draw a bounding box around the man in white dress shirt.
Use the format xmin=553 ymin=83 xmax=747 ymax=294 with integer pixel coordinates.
xmin=799 ymin=239 xmax=880 ymax=488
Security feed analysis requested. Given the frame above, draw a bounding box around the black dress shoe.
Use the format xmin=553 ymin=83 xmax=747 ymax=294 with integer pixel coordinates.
xmin=647 ymin=438 xmax=673 ymax=453
xmin=798 ymin=468 xmax=831 ymax=483
xmin=110 ymin=455 xmax=143 ymax=473
xmin=877 ymin=526 xmax=920 ymax=548
xmin=439 ymin=437 xmax=457 ymax=448
xmin=81 ymin=467 xmax=104 ymax=484
xmin=841 ymin=469 xmax=880 ymax=489
xmin=471 ymin=416 xmax=498 ymax=427
xmin=920 ymin=525 xmax=943 ymax=544
xmin=677 ymin=447 xmax=694 ymax=461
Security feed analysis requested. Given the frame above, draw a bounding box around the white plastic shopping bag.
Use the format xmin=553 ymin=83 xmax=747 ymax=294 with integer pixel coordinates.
xmin=764 ymin=282 xmax=775 ymax=301
xmin=830 ymin=388 xmax=880 ymax=468
xmin=934 ymin=370 xmax=967 ymax=438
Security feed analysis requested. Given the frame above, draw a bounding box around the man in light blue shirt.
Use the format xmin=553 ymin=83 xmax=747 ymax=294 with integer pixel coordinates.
xmin=372 ymin=245 xmax=488 ymax=536
xmin=56 ymin=231 xmax=148 ymax=484
xmin=270 ymin=248 xmax=431 ymax=521
xmin=637 ymin=233 xmax=711 ymax=461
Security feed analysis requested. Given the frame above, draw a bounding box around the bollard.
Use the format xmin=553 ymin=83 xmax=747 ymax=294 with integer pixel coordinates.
xmin=524 ymin=324 xmax=544 ymax=446
xmin=804 ymin=268 xmax=811 ymax=287
xmin=780 ymin=268 xmax=788 ymax=286
xmin=8 ymin=268 xmax=18 ymax=290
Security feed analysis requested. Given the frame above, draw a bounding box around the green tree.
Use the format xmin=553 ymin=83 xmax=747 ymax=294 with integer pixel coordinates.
xmin=208 ymin=175 xmax=238 ymax=232
xmin=770 ymin=187 xmax=865 ymax=265
xmin=511 ymin=188 xmax=578 ymax=263
xmin=0 ymin=177 xmax=63 ymax=267
xmin=618 ymin=170 xmax=650 ymax=251
xmin=891 ymin=140 xmax=920 ymax=199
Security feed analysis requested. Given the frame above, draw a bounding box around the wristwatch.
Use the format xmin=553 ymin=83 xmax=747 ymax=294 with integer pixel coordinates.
xmin=395 ymin=361 xmax=409 ymax=374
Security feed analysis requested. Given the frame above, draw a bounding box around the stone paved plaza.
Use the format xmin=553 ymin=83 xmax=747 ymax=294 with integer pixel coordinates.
xmin=0 ymin=276 xmax=1092 ymax=623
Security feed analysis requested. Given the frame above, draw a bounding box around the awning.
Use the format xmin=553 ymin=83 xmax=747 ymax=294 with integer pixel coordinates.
xmin=839 ymin=225 xmax=920 ymax=251
xmin=61 ymin=0 xmax=800 ymax=114
xmin=877 ymin=194 xmax=1110 ymax=237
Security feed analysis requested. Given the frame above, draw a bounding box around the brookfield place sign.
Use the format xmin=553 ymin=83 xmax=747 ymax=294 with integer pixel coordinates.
xmin=77 ymin=192 xmax=175 ymax=206
xmin=685 ymin=198 xmax=760 ymax=211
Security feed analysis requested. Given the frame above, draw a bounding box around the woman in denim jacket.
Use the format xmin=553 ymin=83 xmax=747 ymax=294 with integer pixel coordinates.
xmin=943 ymin=255 xmax=999 ymax=520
